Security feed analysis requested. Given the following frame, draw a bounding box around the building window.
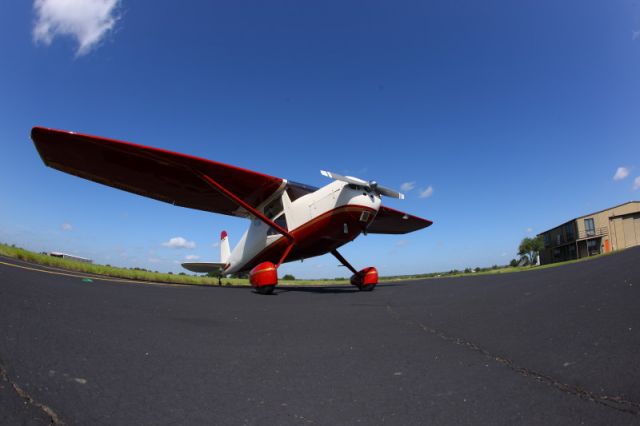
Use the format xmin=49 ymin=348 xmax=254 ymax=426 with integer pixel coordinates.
xmin=564 ymin=223 xmax=575 ymax=241
xmin=584 ymin=218 xmax=595 ymax=237
xmin=556 ymin=234 xmax=561 ymax=246
xmin=587 ymin=239 xmax=600 ymax=255
xmin=543 ymin=233 xmax=550 ymax=248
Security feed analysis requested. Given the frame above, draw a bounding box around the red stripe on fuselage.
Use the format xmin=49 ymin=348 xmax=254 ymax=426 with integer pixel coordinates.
xmin=235 ymin=204 xmax=377 ymax=273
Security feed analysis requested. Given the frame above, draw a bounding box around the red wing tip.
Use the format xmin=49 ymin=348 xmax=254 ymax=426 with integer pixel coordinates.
xmin=221 ymin=231 xmax=228 ymax=239
xmin=31 ymin=126 xmax=58 ymax=134
xmin=31 ymin=126 xmax=74 ymax=140
xmin=31 ymin=126 xmax=46 ymax=139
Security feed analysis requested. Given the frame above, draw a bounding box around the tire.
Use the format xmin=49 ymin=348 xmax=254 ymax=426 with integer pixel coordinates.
xmin=359 ymin=284 xmax=375 ymax=292
xmin=256 ymin=285 xmax=275 ymax=295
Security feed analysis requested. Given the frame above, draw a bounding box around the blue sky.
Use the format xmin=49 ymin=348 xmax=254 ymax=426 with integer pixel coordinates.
xmin=1 ymin=0 xmax=639 ymax=278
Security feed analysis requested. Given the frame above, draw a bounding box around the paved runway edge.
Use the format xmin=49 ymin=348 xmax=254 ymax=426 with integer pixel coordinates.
xmin=1 ymin=247 xmax=639 ymax=424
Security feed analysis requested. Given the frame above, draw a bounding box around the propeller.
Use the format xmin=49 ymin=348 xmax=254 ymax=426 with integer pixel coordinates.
xmin=320 ymin=170 xmax=405 ymax=199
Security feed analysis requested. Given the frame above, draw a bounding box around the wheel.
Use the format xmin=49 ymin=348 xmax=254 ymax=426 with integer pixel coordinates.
xmin=359 ymin=284 xmax=375 ymax=292
xmin=256 ymin=285 xmax=275 ymax=295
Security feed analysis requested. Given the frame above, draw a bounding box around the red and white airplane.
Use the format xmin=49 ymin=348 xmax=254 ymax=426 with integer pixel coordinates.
xmin=31 ymin=127 xmax=432 ymax=294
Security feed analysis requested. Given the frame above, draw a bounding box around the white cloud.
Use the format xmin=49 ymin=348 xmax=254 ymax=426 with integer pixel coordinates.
xmin=634 ymin=176 xmax=640 ymax=190
xmin=613 ymin=166 xmax=630 ymax=181
xmin=418 ymin=186 xmax=434 ymax=199
xmin=400 ymin=181 xmax=416 ymax=192
xmin=526 ymin=227 xmax=533 ymax=233
xmin=32 ymin=0 xmax=120 ymax=56
xmin=184 ymin=254 xmax=200 ymax=261
xmin=633 ymin=30 xmax=640 ymax=41
xmin=162 ymin=237 xmax=196 ymax=249
xmin=61 ymin=223 xmax=73 ymax=231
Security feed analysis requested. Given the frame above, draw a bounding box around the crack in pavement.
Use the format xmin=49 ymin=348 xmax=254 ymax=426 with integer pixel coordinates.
xmin=0 ymin=359 xmax=65 ymax=425
xmin=386 ymin=304 xmax=640 ymax=416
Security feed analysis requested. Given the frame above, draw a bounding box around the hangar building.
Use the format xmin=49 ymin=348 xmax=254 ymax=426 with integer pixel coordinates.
xmin=538 ymin=201 xmax=640 ymax=265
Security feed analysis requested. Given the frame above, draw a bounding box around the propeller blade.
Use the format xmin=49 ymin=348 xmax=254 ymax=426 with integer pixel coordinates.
xmin=377 ymin=185 xmax=405 ymax=199
xmin=320 ymin=170 xmax=368 ymax=187
xmin=320 ymin=170 xmax=404 ymax=199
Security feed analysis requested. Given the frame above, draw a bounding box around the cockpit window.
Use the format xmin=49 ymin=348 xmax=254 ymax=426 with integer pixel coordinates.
xmin=268 ymin=213 xmax=288 ymax=236
xmin=263 ymin=196 xmax=284 ymax=219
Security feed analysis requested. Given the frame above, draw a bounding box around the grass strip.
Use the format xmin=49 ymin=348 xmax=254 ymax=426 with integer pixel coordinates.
xmin=0 ymin=242 xmax=616 ymax=287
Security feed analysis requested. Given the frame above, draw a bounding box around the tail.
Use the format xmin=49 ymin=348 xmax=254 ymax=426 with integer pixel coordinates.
xmin=220 ymin=231 xmax=230 ymax=264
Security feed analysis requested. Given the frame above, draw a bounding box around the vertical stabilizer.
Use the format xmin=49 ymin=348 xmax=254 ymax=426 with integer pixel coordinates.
xmin=220 ymin=231 xmax=231 ymax=264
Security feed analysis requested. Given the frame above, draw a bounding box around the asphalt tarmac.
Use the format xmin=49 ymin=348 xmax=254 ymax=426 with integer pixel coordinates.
xmin=1 ymin=247 xmax=639 ymax=425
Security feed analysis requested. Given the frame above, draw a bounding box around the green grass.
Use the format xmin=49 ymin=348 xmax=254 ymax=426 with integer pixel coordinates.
xmin=0 ymin=242 xmax=616 ymax=287
xmin=0 ymin=243 xmax=247 ymax=286
xmin=382 ymin=250 xmax=614 ymax=282
xmin=0 ymin=242 xmax=351 ymax=286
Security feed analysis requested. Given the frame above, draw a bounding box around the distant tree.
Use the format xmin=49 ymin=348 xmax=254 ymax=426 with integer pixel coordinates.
xmin=282 ymin=274 xmax=295 ymax=280
xmin=464 ymin=268 xmax=472 ymax=274
xmin=509 ymin=259 xmax=518 ymax=267
xmin=492 ymin=264 xmax=498 ymax=270
xmin=179 ymin=272 xmax=186 ymax=275
xmin=518 ymin=236 xmax=544 ymax=265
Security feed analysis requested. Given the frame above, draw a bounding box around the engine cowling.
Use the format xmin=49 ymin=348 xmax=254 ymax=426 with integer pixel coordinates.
xmin=350 ymin=267 xmax=378 ymax=291
xmin=250 ymin=261 xmax=278 ymax=292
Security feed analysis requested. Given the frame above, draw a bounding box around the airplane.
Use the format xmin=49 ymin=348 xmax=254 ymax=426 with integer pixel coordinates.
xmin=30 ymin=126 xmax=433 ymax=294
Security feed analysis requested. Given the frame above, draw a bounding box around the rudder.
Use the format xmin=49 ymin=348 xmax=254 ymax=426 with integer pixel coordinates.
xmin=220 ymin=231 xmax=231 ymax=264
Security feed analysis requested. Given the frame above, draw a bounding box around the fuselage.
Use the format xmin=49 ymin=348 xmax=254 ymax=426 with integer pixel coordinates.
xmin=225 ymin=181 xmax=381 ymax=274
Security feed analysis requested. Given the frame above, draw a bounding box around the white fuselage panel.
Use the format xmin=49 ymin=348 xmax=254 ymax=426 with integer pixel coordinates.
xmin=225 ymin=181 xmax=381 ymax=274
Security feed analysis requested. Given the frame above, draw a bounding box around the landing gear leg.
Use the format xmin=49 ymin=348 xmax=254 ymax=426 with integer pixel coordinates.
xmin=330 ymin=249 xmax=378 ymax=291
xmin=250 ymin=243 xmax=296 ymax=295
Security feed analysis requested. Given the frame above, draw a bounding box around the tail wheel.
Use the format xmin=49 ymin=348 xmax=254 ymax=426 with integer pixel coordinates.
xmin=359 ymin=284 xmax=375 ymax=292
xmin=256 ymin=285 xmax=275 ymax=295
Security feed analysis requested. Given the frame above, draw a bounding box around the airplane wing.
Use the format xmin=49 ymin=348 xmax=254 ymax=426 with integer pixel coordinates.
xmin=31 ymin=127 xmax=310 ymax=217
xmin=181 ymin=262 xmax=226 ymax=273
xmin=367 ymin=206 xmax=433 ymax=234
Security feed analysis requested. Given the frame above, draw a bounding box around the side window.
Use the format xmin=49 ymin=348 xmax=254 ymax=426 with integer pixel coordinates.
xmin=263 ymin=197 xmax=283 ymax=219
xmin=267 ymin=213 xmax=288 ymax=236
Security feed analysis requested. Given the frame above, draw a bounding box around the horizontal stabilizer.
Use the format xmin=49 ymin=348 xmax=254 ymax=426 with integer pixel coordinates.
xmin=366 ymin=206 xmax=432 ymax=234
xmin=181 ymin=262 xmax=225 ymax=273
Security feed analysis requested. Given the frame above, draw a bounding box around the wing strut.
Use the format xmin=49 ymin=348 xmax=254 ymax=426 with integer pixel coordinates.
xmin=198 ymin=173 xmax=295 ymax=242
xmin=330 ymin=249 xmax=358 ymax=275
xmin=276 ymin=242 xmax=296 ymax=268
